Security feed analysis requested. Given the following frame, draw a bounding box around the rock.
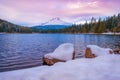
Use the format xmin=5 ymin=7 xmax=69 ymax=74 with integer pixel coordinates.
xmin=43 ymin=43 xmax=75 ymax=65
xmin=85 ymin=45 xmax=113 ymax=58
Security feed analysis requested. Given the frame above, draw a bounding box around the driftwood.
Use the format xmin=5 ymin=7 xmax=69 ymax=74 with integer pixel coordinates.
xmin=43 ymin=58 xmax=65 ymax=66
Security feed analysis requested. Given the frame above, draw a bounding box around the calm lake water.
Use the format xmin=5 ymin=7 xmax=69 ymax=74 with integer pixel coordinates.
xmin=0 ymin=34 xmax=120 ymax=72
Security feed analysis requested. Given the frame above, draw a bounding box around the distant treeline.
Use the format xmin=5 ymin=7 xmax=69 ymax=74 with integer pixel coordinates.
xmin=41 ymin=13 xmax=120 ymax=33
xmin=0 ymin=13 xmax=120 ymax=33
xmin=0 ymin=19 xmax=39 ymax=33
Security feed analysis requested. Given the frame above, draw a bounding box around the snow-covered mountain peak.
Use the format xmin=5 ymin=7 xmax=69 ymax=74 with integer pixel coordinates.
xmin=41 ymin=17 xmax=72 ymax=26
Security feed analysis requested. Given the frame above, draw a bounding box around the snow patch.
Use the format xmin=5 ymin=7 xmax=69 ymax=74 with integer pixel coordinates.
xmin=102 ymin=32 xmax=120 ymax=35
xmin=44 ymin=43 xmax=74 ymax=61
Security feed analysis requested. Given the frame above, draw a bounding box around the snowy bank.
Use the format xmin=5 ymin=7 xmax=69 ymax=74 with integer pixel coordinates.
xmin=0 ymin=54 xmax=120 ymax=80
xmin=102 ymin=32 xmax=120 ymax=35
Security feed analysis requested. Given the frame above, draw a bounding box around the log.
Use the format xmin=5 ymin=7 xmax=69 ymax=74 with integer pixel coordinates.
xmin=43 ymin=58 xmax=65 ymax=65
xmin=85 ymin=48 xmax=96 ymax=58
xmin=43 ymin=43 xmax=75 ymax=65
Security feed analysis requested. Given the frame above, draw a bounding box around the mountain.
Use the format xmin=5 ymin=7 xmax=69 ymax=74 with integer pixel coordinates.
xmin=33 ymin=17 xmax=72 ymax=30
xmin=41 ymin=17 xmax=72 ymax=25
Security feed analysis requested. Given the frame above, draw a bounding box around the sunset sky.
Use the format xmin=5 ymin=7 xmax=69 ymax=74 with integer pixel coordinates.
xmin=0 ymin=0 xmax=120 ymax=26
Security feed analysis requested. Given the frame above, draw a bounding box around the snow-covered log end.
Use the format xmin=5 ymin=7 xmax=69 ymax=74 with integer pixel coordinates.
xmin=85 ymin=45 xmax=113 ymax=58
xmin=43 ymin=43 xmax=75 ymax=65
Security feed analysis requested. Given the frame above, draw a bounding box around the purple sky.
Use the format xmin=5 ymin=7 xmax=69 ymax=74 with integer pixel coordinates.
xmin=0 ymin=0 xmax=120 ymax=26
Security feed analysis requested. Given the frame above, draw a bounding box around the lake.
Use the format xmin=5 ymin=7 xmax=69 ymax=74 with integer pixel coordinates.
xmin=0 ymin=34 xmax=120 ymax=72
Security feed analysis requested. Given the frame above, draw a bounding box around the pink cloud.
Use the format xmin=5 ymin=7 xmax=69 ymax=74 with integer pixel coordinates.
xmin=0 ymin=0 xmax=120 ymax=26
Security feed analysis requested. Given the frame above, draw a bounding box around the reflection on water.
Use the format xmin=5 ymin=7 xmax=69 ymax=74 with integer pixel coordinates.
xmin=0 ymin=34 xmax=120 ymax=72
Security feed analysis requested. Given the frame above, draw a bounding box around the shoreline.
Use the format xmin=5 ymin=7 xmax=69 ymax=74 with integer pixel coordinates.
xmin=0 ymin=32 xmax=120 ymax=35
